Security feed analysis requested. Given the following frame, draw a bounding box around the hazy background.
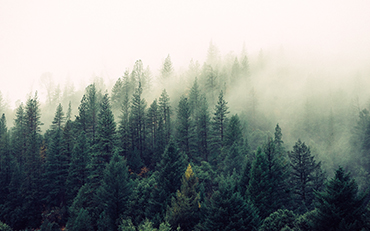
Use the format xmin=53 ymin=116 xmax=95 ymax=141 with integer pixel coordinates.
xmin=1 ymin=0 xmax=370 ymax=106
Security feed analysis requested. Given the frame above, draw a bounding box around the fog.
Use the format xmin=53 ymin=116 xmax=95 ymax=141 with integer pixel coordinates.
xmin=1 ymin=0 xmax=370 ymax=184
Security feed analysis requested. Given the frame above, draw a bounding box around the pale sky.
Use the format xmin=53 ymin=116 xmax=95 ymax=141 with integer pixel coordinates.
xmin=1 ymin=0 xmax=370 ymax=106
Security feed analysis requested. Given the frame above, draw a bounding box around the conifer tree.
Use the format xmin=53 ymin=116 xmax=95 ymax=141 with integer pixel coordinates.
xmin=0 ymin=114 xmax=12 ymax=208
xmin=312 ymin=167 xmax=368 ymax=230
xmin=117 ymin=89 xmax=131 ymax=157
xmin=22 ymin=92 xmax=44 ymax=228
xmin=224 ymin=114 xmax=243 ymax=147
xmin=288 ymin=139 xmax=325 ymax=212
xmin=160 ymin=54 xmax=174 ymax=84
xmin=166 ymin=164 xmax=200 ymax=231
xmin=147 ymin=99 xmax=161 ymax=168
xmin=200 ymin=175 xmax=260 ymax=231
xmin=212 ymin=90 xmax=229 ymax=150
xmin=96 ymin=152 xmax=133 ymax=231
xmin=11 ymin=103 xmax=27 ymax=165
xmin=159 ymin=89 xmax=171 ymax=144
xmin=195 ymin=95 xmax=210 ymax=162
xmin=65 ymin=131 xmax=90 ymax=206
xmin=188 ymin=78 xmax=200 ymax=118
xmin=176 ymin=96 xmax=195 ymax=161
xmin=247 ymin=139 xmax=290 ymax=219
xmin=149 ymin=139 xmax=186 ymax=225
xmin=130 ymin=83 xmax=146 ymax=164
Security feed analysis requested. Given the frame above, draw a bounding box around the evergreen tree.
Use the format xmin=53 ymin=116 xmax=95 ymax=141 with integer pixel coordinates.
xmin=176 ymin=96 xmax=195 ymax=161
xmin=259 ymin=209 xmax=296 ymax=231
xmin=96 ymin=152 xmax=133 ymax=231
xmin=65 ymin=131 xmax=90 ymax=206
xmin=312 ymin=167 xmax=368 ymax=231
xmin=51 ymin=103 xmax=65 ymax=131
xmin=224 ymin=114 xmax=243 ymax=147
xmin=212 ymin=90 xmax=229 ymax=150
xmin=288 ymin=139 xmax=325 ymax=213
xmin=130 ymin=83 xmax=146 ymax=167
xmin=159 ymin=89 xmax=171 ymax=144
xmin=195 ymin=95 xmax=210 ymax=162
xmin=188 ymin=78 xmax=200 ymax=118
xmin=146 ymin=99 xmax=161 ymax=168
xmin=200 ymin=175 xmax=260 ymax=231
xmin=247 ymin=139 xmax=290 ymax=219
xmin=22 ymin=92 xmax=44 ymax=229
xmin=117 ymin=89 xmax=131 ymax=157
xmin=166 ymin=164 xmax=200 ymax=231
xmin=149 ymin=140 xmax=186 ymax=226
xmin=230 ymin=57 xmax=240 ymax=84
xmin=11 ymin=103 xmax=27 ymax=165
xmin=160 ymin=54 xmax=174 ymax=84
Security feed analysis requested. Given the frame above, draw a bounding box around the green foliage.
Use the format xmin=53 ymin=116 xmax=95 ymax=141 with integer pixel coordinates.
xmin=259 ymin=209 xmax=296 ymax=231
xmin=0 ymin=221 xmax=12 ymax=231
xmin=166 ymin=164 xmax=200 ymax=231
xmin=96 ymin=152 xmax=132 ymax=231
xmin=311 ymin=167 xmax=368 ymax=231
xmin=200 ymin=175 xmax=260 ymax=231
xmin=288 ymin=140 xmax=325 ymax=213
xmin=212 ymin=90 xmax=229 ymax=148
xmin=176 ymin=96 xmax=195 ymax=161
xmin=248 ymin=138 xmax=291 ymax=219
xmin=224 ymin=114 xmax=243 ymax=147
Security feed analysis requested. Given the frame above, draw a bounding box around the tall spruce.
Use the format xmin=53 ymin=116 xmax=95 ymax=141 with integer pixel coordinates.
xmin=288 ymin=139 xmax=325 ymax=212
xmin=96 ymin=152 xmax=133 ymax=231
xmin=247 ymin=138 xmax=290 ymax=219
xmin=159 ymin=89 xmax=171 ymax=144
xmin=176 ymin=96 xmax=195 ymax=161
xmin=130 ymin=83 xmax=146 ymax=166
xmin=211 ymin=90 xmax=229 ymax=153
xmin=312 ymin=167 xmax=368 ymax=230
xmin=200 ymin=175 xmax=260 ymax=231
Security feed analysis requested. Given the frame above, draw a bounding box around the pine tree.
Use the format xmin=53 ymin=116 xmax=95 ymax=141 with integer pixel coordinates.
xmin=176 ymin=96 xmax=195 ymax=161
xmin=51 ymin=103 xmax=65 ymax=131
xmin=200 ymin=175 xmax=260 ymax=231
xmin=96 ymin=152 xmax=133 ymax=231
xmin=117 ymin=89 xmax=131 ymax=157
xmin=224 ymin=114 xmax=243 ymax=147
xmin=146 ymin=99 xmax=161 ymax=168
xmin=166 ymin=164 xmax=200 ymax=231
xmin=230 ymin=57 xmax=240 ymax=84
xmin=0 ymin=114 xmax=13 ymax=208
xmin=159 ymin=89 xmax=171 ymax=144
xmin=211 ymin=90 xmax=229 ymax=153
xmin=160 ymin=54 xmax=174 ymax=84
xmin=247 ymin=139 xmax=290 ymax=219
xmin=22 ymin=92 xmax=44 ymax=228
xmin=11 ymin=103 xmax=27 ymax=165
xmin=188 ymin=78 xmax=200 ymax=118
xmin=195 ymin=95 xmax=210 ymax=162
xmin=130 ymin=83 xmax=146 ymax=166
xmin=312 ymin=167 xmax=368 ymax=231
xmin=149 ymin=139 xmax=186 ymax=226
xmin=65 ymin=131 xmax=90 ymax=206
xmin=288 ymin=139 xmax=325 ymax=212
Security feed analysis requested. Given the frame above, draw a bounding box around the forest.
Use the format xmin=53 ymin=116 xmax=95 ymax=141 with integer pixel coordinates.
xmin=0 ymin=43 xmax=370 ymax=231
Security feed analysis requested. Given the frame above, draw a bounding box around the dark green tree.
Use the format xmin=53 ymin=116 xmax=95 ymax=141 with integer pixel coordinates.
xmin=117 ymin=89 xmax=131 ymax=157
xmin=176 ymin=96 xmax=195 ymax=161
xmin=149 ymin=139 xmax=186 ymax=226
xmin=200 ymin=175 xmax=260 ymax=231
xmin=224 ymin=114 xmax=243 ymax=147
xmin=212 ymin=90 xmax=229 ymax=150
xmin=247 ymin=139 xmax=290 ymax=219
xmin=129 ymin=83 xmax=146 ymax=166
xmin=195 ymin=95 xmax=211 ymax=162
xmin=288 ymin=139 xmax=325 ymax=213
xmin=11 ymin=103 xmax=27 ymax=165
xmin=22 ymin=93 xmax=44 ymax=229
xmin=65 ymin=131 xmax=90 ymax=206
xmin=312 ymin=167 xmax=368 ymax=231
xmin=96 ymin=152 xmax=133 ymax=231
xmin=159 ymin=89 xmax=171 ymax=144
